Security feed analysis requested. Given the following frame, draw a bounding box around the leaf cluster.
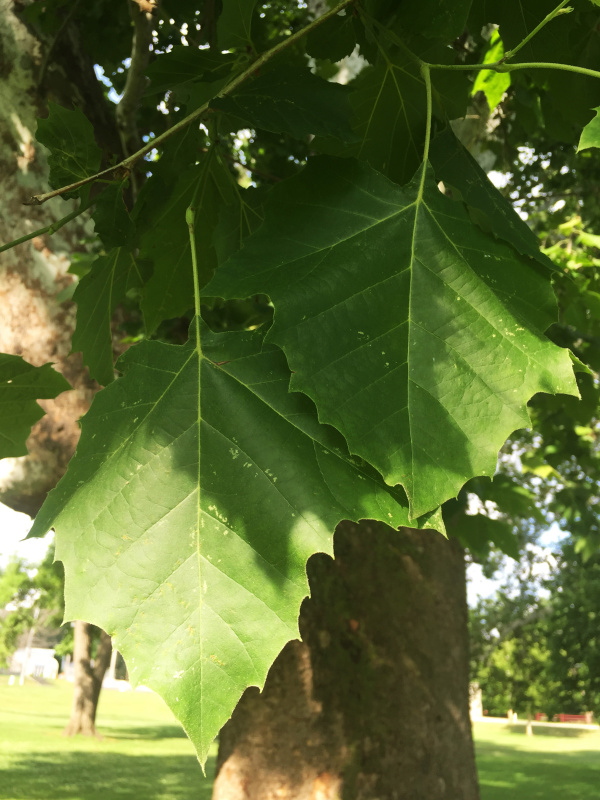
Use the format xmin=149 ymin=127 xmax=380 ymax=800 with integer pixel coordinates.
xmin=2 ymin=0 xmax=600 ymax=761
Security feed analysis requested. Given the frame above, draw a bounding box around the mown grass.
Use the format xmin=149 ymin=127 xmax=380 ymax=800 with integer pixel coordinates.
xmin=474 ymin=721 xmax=600 ymax=799
xmin=4 ymin=680 xmax=600 ymax=799
xmin=0 ymin=676 xmax=215 ymax=800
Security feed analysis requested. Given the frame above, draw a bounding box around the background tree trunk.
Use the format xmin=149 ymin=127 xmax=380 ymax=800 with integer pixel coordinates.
xmin=213 ymin=521 xmax=479 ymax=800
xmin=64 ymin=621 xmax=112 ymax=737
xmin=0 ymin=0 xmax=120 ymax=736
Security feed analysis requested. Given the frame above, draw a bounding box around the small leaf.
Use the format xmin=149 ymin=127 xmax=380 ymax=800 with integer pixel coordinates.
xmin=29 ymin=323 xmax=439 ymax=763
xmin=36 ymin=103 xmax=102 ymax=196
xmin=207 ymin=156 xmax=578 ymax=518
xmin=212 ymin=67 xmax=358 ymax=142
xmin=471 ymin=29 xmax=511 ymax=111
xmin=217 ymin=0 xmax=257 ymax=49
xmin=577 ymin=106 xmax=600 ymax=151
xmin=0 ymin=355 xmax=70 ymax=458
xmin=72 ymin=249 xmax=146 ymax=386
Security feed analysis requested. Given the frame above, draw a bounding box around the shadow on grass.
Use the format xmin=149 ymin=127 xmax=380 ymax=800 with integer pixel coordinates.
xmin=0 ymin=752 xmax=215 ymax=800
xmin=100 ymin=724 xmax=189 ymax=740
xmin=477 ymin=740 xmax=600 ymax=800
xmin=505 ymin=724 xmax=598 ymax=739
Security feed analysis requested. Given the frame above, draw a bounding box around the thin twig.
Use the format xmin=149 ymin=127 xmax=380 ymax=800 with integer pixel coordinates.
xmin=503 ymin=0 xmax=572 ymax=61
xmin=23 ymin=0 xmax=354 ymax=207
xmin=0 ymin=197 xmax=94 ymax=254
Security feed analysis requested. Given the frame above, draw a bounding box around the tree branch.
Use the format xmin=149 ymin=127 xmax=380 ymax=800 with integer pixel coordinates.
xmin=116 ymin=0 xmax=154 ymax=199
xmin=0 ymin=197 xmax=94 ymax=254
xmin=22 ymin=0 xmax=354 ymax=207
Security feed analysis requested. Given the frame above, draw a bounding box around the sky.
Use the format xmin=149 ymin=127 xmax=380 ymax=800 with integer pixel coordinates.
xmin=0 ymin=502 xmax=52 ymax=569
xmin=1 ymin=500 xmax=566 ymax=606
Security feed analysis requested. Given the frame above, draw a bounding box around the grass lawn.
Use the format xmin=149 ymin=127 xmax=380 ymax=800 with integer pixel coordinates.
xmin=474 ymin=721 xmax=600 ymax=799
xmin=0 ymin=676 xmax=215 ymax=800
xmin=4 ymin=680 xmax=600 ymax=799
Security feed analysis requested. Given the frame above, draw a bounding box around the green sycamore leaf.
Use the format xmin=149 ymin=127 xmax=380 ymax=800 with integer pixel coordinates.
xmin=393 ymin=0 xmax=473 ymax=42
xmin=28 ymin=322 xmax=440 ymax=763
xmin=471 ymin=29 xmax=511 ymax=112
xmin=92 ymin=181 xmax=136 ymax=250
xmin=429 ymin=128 xmax=557 ymax=273
xmin=456 ymin=514 xmax=520 ymax=561
xmin=314 ymin=51 xmax=426 ymax=185
xmin=212 ymin=67 xmax=358 ymax=142
xmin=206 ymin=156 xmax=579 ymax=518
xmin=314 ymin=48 xmax=466 ymax=185
xmin=0 ymin=355 xmax=70 ymax=458
xmin=217 ymin=0 xmax=257 ymax=49
xmin=138 ymin=152 xmax=233 ymax=332
xmin=577 ymin=106 xmax=600 ymax=151
xmin=71 ymin=249 xmax=146 ymax=386
xmin=145 ymin=48 xmax=236 ymax=96
xmin=306 ymin=11 xmax=357 ymax=62
xmin=36 ymin=103 xmax=102 ymax=195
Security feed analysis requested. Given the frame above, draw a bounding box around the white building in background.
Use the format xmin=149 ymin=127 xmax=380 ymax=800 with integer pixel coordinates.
xmin=10 ymin=647 xmax=58 ymax=680
xmin=469 ymin=683 xmax=483 ymax=721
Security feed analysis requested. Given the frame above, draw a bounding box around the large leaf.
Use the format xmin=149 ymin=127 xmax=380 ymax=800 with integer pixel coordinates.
xmin=206 ymin=156 xmax=578 ymax=518
xmin=36 ymin=103 xmax=102 ymax=195
xmin=212 ymin=67 xmax=358 ymax=142
xmin=29 ymin=323 xmax=439 ymax=762
xmin=71 ymin=249 xmax=146 ymax=386
xmin=0 ymin=355 xmax=70 ymax=458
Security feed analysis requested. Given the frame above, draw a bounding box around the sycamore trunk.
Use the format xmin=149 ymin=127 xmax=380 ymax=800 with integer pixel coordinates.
xmin=0 ymin=0 xmax=117 ymax=737
xmin=212 ymin=521 xmax=479 ymax=800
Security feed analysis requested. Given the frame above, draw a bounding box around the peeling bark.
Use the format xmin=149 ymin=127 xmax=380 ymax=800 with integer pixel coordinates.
xmin=0 ymin=0 xmax=112 ymax=515
xmin=213 ymin=522 xmax=480 ymax=800
xmin=0 ymin=0 xmax=118 ymax=737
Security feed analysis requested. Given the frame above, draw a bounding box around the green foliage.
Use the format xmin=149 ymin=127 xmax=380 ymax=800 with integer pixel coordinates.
xmin=7 ymin=0 xmax=600 ymax=764
xmin=35 ymin=103 xmax=102 ymax=197
xmin=0 ymin=355 xmax=70 ymax=458
xmin=217 ymin=0 xmax=257 ymax=50
xmin=72 ymin=250 xmax=146 ymax=386
xmin=472 ymin=29 xmax=511 ymax=112
xmin=212 ymin=67 xmax=358 ymax=141
xmin=578 ymin=106 xmax=600 ymax=151
xmin=29 ymin=321 xmax=438 ymax=759
xmin=208 ymin=156 xmax=577 ymax=517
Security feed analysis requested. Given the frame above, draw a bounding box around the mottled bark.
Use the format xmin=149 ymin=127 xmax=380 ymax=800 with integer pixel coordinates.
xmin=64 ymin=621 xmax=112 ymax=737
xmin=0 ymin=0 xmax=118 ymax=738
xmin=0 ymin=0 xmax=101 ymax=515
xmin=213 ymin=521 xmax=479 ymax=800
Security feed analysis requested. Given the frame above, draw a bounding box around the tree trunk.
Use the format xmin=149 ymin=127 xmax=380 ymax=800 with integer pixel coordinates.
xmin=63 ymin=621 xmax=112 ymax=737
xmin=213 ymin=521 xmax=480 ymax=800
xmin=0 ymin=0 xmax=121 ymax=738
